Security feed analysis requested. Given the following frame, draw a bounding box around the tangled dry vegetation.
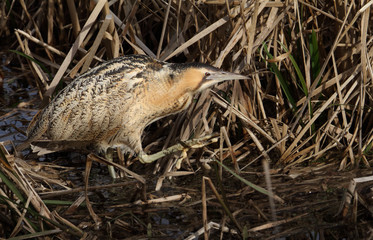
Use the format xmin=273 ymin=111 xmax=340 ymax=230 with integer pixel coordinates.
xmin=0 ymin=0 xmax=373 ymax=239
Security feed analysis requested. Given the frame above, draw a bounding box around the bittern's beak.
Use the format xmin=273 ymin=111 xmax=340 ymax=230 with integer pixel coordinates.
xmin=205 ymin=71 xmax=249 ymax=82
xmin=200 ymin=70 xmax=249 ymax=91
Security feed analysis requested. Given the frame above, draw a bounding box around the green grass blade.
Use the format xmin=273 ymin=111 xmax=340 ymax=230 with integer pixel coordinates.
xmin=214 ymin=159 xmax=284 ymax=203
xmin=262 ymin=43 xmax=297 ymax=111
xmin=7 ymin=229 xmax=62 ymax=240
xmin=310 ymin=29 xmax=321 ymax=83
xmin=0 ymin=170 xmax=25 ymax=203
xmin=9 ymin=50 xmax=51 ymax=79
xmin=283 ymin=44 xmax=308 ymax=96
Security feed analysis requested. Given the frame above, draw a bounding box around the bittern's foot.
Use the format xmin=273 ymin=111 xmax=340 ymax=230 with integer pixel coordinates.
xmin=138 ymin=134 xmax=219 ymax=164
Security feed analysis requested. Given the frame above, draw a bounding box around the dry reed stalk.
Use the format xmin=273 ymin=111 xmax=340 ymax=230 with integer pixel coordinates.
xmin=104 ymin=1 xmax=120 ymax=58
xmin=2 ymin=0 xmax=373 ymax=238
xmin=66 ymin=0 xmax=80 ymax=38
xmin=44 ymin=0 xmax=106 ymax=99
xmin=0 ymin=142 xmax=87 ymax=237
xmin=15 ymin=29 xmax=67 ymax=57
xmin=202 ymin=176 xmax=209 ymax=239
xmin=81 ymin=14 xmax=112 ymax=73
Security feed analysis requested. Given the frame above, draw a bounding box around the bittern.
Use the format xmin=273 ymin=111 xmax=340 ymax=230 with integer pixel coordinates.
xmin=19 ymin=55 xmax=248 ymax=176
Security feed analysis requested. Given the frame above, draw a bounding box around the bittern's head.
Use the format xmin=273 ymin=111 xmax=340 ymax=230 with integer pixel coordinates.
xmin=144 ymin=60 xmax=249 ymax=117
xmin=168 ymin=62 xmax=249 ymax=94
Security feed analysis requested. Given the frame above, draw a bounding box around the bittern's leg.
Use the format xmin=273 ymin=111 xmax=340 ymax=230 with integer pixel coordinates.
xmin=138 ymin=134 xmax=218 ymax=164
xmin=105 ymin=148 xmax=118 ymax=179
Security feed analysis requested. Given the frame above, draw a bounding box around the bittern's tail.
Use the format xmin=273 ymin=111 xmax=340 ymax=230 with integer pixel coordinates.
xmin=31 ymin=140 xmax=91 ymax=155
xmin=15 ymin=109 xmax=48 ymax=155
xmin=26 ymin=109 xmax=48 ymax=139
xmin=15 ymin=141 xmax=32 ymax=153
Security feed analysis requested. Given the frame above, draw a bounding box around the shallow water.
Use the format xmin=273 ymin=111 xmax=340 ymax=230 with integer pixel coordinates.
xmin=0 ymin=63 xmax=39 ymax=154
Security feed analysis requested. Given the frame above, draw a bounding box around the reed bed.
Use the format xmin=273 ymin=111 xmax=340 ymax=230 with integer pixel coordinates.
xmin=0 ymin=0 xmax=372 ymax=239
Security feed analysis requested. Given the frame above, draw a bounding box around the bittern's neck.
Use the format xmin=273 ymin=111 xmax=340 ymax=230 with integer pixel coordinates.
xmin=145 ymin=76 xmax=186 ymax=103
xmin=140 ymin=75 xmax=192 ymax=121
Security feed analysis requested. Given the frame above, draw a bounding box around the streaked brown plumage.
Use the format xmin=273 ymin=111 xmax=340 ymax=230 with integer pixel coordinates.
xmin=21 ymin=55 xmax=248 ymax=164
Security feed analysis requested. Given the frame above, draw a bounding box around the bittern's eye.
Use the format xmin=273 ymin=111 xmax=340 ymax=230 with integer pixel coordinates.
xmin=205 ymin=72 xmax=211 ymax=77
